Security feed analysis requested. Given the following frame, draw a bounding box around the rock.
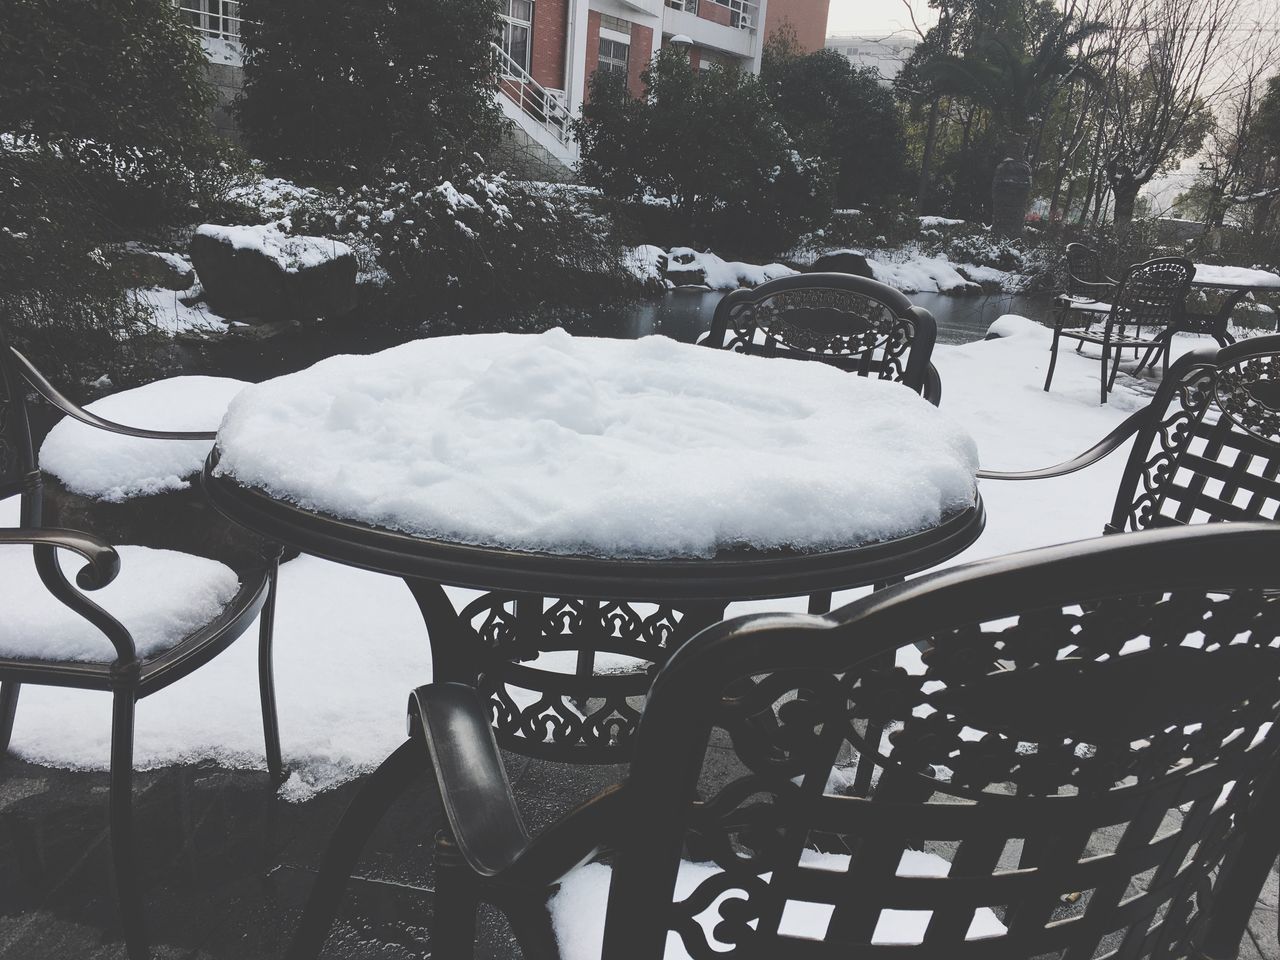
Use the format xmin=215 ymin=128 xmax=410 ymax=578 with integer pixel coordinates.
xmin=190 ymin=224 xmax=358 ymax=323
xmin=109 ymin=245 xmax=196 ymax=290
xmin=662 ymin=249 xmax=707 ymax=287
xmin=809 ymin=251 xmax=875 ymax=279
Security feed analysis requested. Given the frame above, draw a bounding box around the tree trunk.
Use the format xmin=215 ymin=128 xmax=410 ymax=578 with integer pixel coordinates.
xmin=1112 ymin=179 xmax=1140 ymax=240
xmin=916 ymin=100 xmax=942 ymax=215
xmin=991 ymin=134 xmax=1031 ymax=239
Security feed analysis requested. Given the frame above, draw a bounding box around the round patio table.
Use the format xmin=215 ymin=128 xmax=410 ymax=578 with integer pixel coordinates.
xmin=208 ymin=331 xmax=984 ymax=960
xmin=1184 ymin=264 xmax=1280 ymax=343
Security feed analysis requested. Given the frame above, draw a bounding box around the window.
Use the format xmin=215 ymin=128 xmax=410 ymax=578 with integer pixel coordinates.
xmin=600 ymin=14 xmax=631 ymax=33
xmin=501 ymin=0 xmax=534 ymax=73
xmin=178 ymin=0 xmax=240 ymax=41
xmin=598 ymin=37 xmax=630 ymax=77
xmin=666 ymin=0 xmax=697 ymax=13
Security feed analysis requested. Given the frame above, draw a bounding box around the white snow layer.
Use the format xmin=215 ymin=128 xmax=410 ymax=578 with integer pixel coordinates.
xmin=0 ymin=545 xmax=240 ymax=663
xmin=40 ymin=376 xmax=248 ymax=501
xmin=919 ymin=216 xmax=966 ymax=228
xmin=214 ymin=330 xmax=980 ymax=558
xmin=664 ymin=247 xmax=799 ymax=289
xmin=1191 ymin=264 xmax=1280 ymax=288
xmin=549 ymin=849 xmax=1005 ymax=958
xmin=196 ymin=224 xmax=352 ymax=272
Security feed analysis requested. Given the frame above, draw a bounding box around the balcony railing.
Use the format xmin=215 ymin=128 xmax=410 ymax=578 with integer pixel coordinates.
xmin=177 ymin=0 xmax=242 ymax=42
xmin=492 ymin=42 xmax=573 ymax=147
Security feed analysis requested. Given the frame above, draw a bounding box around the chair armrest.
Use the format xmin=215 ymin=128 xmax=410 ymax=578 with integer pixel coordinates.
xmin=976 ymin=406 xmax=1149 ymax=481
xmin=10 ymin=347 xmax=216 ymax=441
xmin=1069 ymin=278 xmax=1117 ymax=297
xmin=409 ymin=683 xmax=532 ymax=878
xmin=921 ymin=363 xmax=942 ymax=406
xmin=0 ymin=528 xmax=120 ymax=589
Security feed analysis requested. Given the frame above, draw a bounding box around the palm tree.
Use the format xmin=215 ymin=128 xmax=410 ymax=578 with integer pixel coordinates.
xmin=923 ymin=12 xmax=1109 ymax=237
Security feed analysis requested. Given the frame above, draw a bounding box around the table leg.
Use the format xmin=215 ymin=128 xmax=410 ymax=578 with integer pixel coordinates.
xmin=401 ymin=578 xmax=477 ymax=685
xmin=1212 ymin=288 xmax=1249 ymax=345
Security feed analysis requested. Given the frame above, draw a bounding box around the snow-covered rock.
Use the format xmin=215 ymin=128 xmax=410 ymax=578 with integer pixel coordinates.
xmin=659 ymin=247 xmax=798 ymax=290
xmin=215 ymin=330 xmax=980 ymax=559
xmin=40 ymin=376 xmax=247 ymax=501
xmin=191 ymin=224 xmax=357 ymax=322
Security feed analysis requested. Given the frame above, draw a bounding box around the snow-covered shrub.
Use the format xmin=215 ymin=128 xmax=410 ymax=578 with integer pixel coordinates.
xmin=576 ymin=50 xmax=833 ymax=256
xmin=325 ymin=153 xmax=640 ymax=327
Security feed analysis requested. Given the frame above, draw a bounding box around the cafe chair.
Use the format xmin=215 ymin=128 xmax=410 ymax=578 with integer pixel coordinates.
xmin=704 ymin=272 xmax=943 ymax=406
xmin=982 ymin=334 xmax=1280 ymax=531
xmin=0 ymin=327 xmax=283 ymax=960
xmin=1043 ymin=256 xmax=1195 ymax=403
xmin=1051 ymin=242 xmax=1118 ymax=330
xmin=291 ymin=521 xmax=1280 ymax=959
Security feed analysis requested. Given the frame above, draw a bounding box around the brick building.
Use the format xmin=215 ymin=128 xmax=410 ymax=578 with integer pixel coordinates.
xmin=177 ymin=0 xmax=829 ymax=176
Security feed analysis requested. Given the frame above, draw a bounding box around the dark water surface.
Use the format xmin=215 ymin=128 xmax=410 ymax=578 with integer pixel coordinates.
xmin=181 ymin=288 xmax=1053 ymax=384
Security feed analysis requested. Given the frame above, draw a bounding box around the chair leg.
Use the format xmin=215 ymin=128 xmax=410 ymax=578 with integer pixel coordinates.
xmin=432 ymin=829 xmax=479 ymax=960
xmin=0 ymin=681 xmax=19 ymax=754
xmin=109 ymin=689 xmax=149 ymax=960
xmin=1107 ymin=343 xmax=1124 ymax=396
xmin=1100 ymin=342 xmax=1111 ymax=404
xmin=258 ymin=549 xmax=284 ymax=784
xmin=286 ymin=739 xmax=426 ymax=960
xmin=1044 ymin=328 xmax=1062 ymax=392
xmin=1202 ymin=775 xmax=1280 ymax=959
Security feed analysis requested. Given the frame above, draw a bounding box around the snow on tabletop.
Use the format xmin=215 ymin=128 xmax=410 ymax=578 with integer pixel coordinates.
xmin=1191 ymin=264 xmax=1280 ymax=288
xmin=40 ymin=376 xmax=247 ymax=501
xmin=196 ymin=224 xmax=353 ymax=273
xmin=214 ymin=330 xmax=980 ymax=559
xmin=549 ymin=849 xmax=1005 ymax=958
xmin=0 ymin=546 xmax=239 ymax=663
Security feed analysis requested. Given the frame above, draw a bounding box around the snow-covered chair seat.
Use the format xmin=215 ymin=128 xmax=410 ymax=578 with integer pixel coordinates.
xmin=549 ymin=853 xmax=1007 ymax=960
xmin=0 ymin=545 xmax=240 ymax=663
xmin=39 ymin=376 xmax=247 ymax=502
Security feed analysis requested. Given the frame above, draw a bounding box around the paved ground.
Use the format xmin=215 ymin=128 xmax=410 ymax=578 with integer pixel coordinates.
xmin=0 ymin=751 xmax=1275 ymax=959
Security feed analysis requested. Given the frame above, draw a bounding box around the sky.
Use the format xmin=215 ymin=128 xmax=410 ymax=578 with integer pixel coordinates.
xmin=826 ymin=0 xmax=937 ymax=38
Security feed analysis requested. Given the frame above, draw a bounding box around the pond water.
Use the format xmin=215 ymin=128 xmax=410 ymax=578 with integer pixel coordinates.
xmin=182 ymin=288 xmax=1053 ymax=384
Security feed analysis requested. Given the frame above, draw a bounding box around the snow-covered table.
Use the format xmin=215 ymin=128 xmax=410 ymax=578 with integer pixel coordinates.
xmin=205 ymin=330 xmax=981 ymax=587
xmin=1186 ymin=264 xmax=1280 ymax=342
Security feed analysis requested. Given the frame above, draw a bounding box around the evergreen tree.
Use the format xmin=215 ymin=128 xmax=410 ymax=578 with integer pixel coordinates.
xmin=237 ymin=0 xmax=504 ymax=183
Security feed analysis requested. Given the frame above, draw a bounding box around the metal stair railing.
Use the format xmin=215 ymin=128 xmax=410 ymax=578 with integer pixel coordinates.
xmin=491 ymin=42 xmax=573 ymax=146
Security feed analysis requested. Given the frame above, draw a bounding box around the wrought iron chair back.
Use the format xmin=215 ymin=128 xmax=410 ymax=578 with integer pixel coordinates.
xmin=705 ymin=273 xmax=940 ymax=403
xmin=431 ymin=592 xmax=722 ymax=763
xmin=1107 ymin=334 xmax=1280 ymax=532
xmin=1105 ymin=257 xmax=1195 ymax=340
xmin=605 ymin=523 xmax=1280 ymax=959
xmin=1063 ymin=241 xmax=1110 ymax=299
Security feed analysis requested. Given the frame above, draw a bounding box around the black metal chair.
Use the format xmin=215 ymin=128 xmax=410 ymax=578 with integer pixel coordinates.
xmin=984 ymin=333 xmax=1280 ymax=530
xmin=704 ymin=272 xmax=943 ymax=406
xmin=1044 ymin=257 xmax=1195 ymax=403
xmin=321 ymin=522 xmax=1280 ymax=959
xmin=0 ymin=326 xmax=283 ymax=960
xmin=1051 ymin=242 xmax=1118 ymax=329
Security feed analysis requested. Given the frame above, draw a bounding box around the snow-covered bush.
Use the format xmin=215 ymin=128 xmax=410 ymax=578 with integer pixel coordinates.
xmin=576 ymin=49 xmax=833 ymax=256
xmin=321 ymin=153 xmax=639 ymax=327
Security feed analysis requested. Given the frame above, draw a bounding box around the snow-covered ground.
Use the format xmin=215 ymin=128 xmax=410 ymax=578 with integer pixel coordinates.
xmin=1 ymin=319 xmax=1244 ymax=800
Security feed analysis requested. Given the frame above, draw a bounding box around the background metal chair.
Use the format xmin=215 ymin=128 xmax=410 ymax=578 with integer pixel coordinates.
xmin=704 ymin=272 xmax=943 ymax=405
xmin=983 ymin=333 xmax=1280 ymax=530
xmin=1050 ymin=241 xmax=1119 ymax=339
xmin=1044 ymin=256 xmax=1195 ymax=403
xmin=0 ymin=325 xmax=282 ymax=960
xmin=326 ymin=522 xmax=1280 ymax=959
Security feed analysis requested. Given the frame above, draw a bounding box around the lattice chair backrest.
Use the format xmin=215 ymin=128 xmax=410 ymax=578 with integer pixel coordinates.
xmin=1109 ymin=334 xmax=1280 ymax=531
xmin=706 ymin=273 xmax=937 ymax=394
xmin=605 ymin=523 xmax=1280 ymax=960
xmin=1064 ymin=242 xmax=1107 ymax=298
xmin=1110 ymin=258 xmax=1194 ymax=333
xmin=0 ymin=321 xmax=38 ymax=520
xmin=445 ymin=592 xmax=722 ymax=763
